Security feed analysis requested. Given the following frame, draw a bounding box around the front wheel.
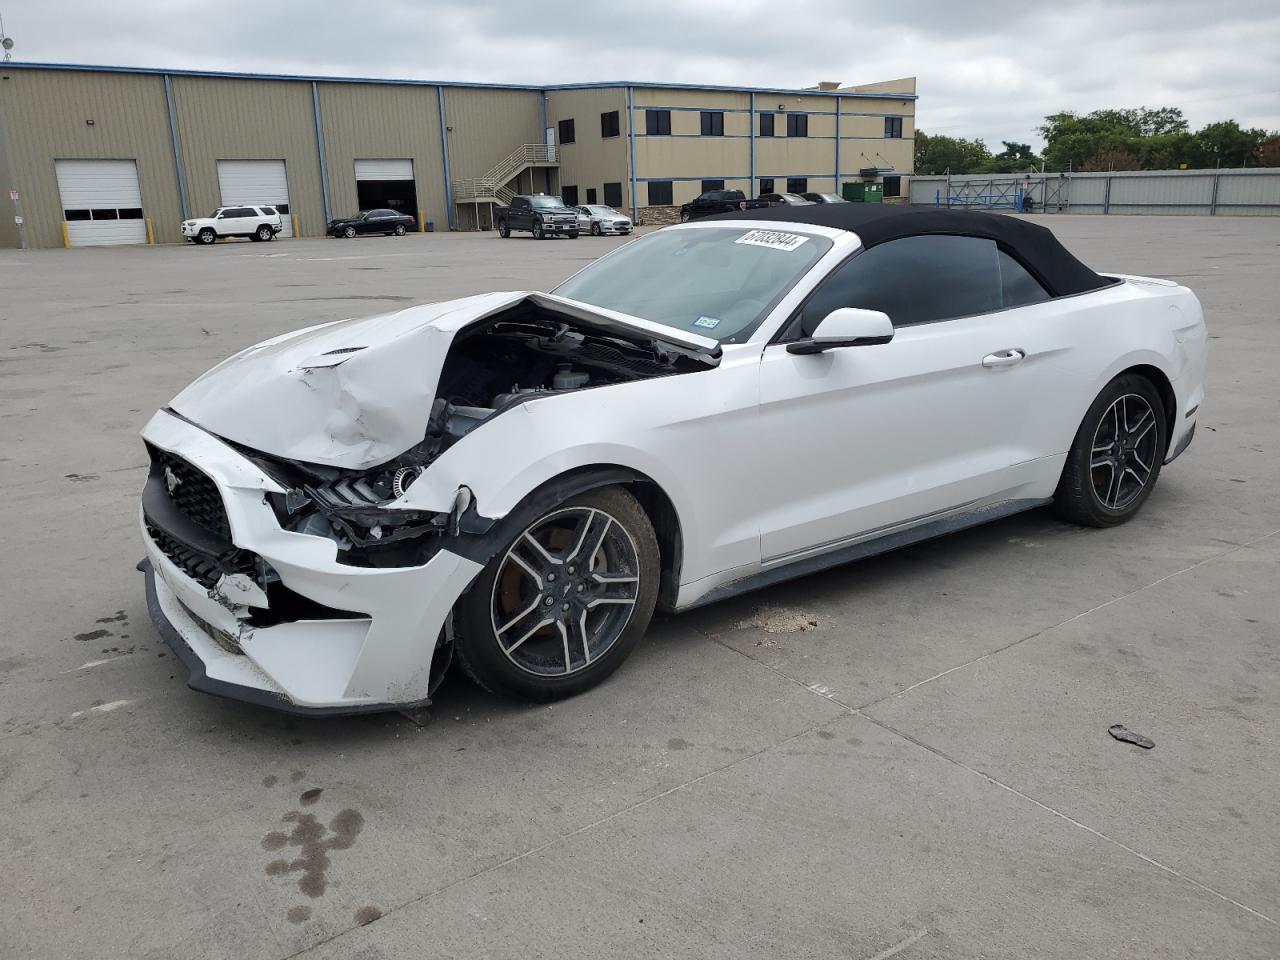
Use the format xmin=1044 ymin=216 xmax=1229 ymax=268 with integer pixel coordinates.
xmin=343 ymin=225 xmax=356 ymax=238
xmin=568 ymin=231 xmax=579 ymax=239
xmin=197 ymin=228 xmax=216 ymax=245
xmin=453 ymin=486 xmax=660 ymax=702
xmin=679 ymin=209 xmax=692 ymax=223
xmin=591 ymin=222 xmax=602 ymax=236
xmin=1054 ymin=374 xmax=1168 ymax=527
xmin=532 ymin=220 xmax=545 ymax=240
xmin=498 ymin=219 xmax=510 ymax=238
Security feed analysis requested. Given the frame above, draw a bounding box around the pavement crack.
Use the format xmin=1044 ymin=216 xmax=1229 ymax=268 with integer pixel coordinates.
xmin=858 ymin=712 xmax=1279 ymax=929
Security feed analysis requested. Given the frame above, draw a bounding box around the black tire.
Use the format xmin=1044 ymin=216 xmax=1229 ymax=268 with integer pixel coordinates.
xmin=1053 ymin=373 xmax=1168 ymax=527
xmin=532 ymin=220 xmax=545 ymax=240
xmin=568 ymin=231 xmax=579 ymax=239
xmin=343 ymin=225 xmax=356 ymax=239
xmin=198 ymin=228 xmax=217 ymax=245
xmin=498 ymin=219 xmax=510 ymax=238
xmin=679 ymin=209 xmax=692 ymax=223
xmin=453 ymin=485 xmax=660 ymax=702
xmin=255 ymin=224 xmax=273 ymax=242
xmin=394 ymin=223 xmax=407 ymax=236
xmin=591 ymin=222 xmax=602 ymax=236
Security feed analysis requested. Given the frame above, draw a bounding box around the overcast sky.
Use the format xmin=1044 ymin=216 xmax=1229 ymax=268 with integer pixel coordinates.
xmin=2 ymin=0 xmax=1277 ymax=148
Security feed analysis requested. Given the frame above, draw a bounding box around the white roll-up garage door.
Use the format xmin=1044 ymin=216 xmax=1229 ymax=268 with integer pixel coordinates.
xmin=55 ymin=159 xmax=148 ymax=247
xmin=218 ymin=160 xmax=293 ymax=237
xmin=354 ymin=159 xmax=414 ymax=181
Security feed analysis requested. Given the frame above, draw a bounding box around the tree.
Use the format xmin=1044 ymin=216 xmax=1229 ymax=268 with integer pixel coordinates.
xmin=1190 ymin=121 xmax=1269 ymax=167
xmin=914 ymin=131 xmax=992 ymax=175
xmin=984 ymin=141 xmax=1041 ymax=174
xmin=1258 ymin=136 xmax=1280 ymax=167
xmin=1039 ymin=106 xmax=1190 ymax=170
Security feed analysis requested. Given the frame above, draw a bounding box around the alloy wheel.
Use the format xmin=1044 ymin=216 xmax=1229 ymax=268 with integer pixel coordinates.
xmin=490 ymin=506 xmax=641 ymax=677
xmin=1090 ymin=393 xmax=1158 ymax=509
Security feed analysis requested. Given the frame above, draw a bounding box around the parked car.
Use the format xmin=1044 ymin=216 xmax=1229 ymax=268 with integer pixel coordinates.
xmin=182 ymin=206 xmax=282 ymax=245
xmin=679 ymin=189 xmax=769 ymax=222
xmin=758 ymin=193 xmax=815 ymax=207
xmin=496 ymin=195 xmax=579 ymax=239
xmin=327 ymin=209 xmax=416 ymax=238
xmin=138 ymin=205 xmax=1205 ymax=714
xmin=573 ymin=205 xmax=633 ymax=236
xmin=802 ymin=192 xmax=849 ymax=204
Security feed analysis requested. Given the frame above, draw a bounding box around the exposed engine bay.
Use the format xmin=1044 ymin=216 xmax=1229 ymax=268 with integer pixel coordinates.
xmin=238 ymin=301 xmax=714 ymax=566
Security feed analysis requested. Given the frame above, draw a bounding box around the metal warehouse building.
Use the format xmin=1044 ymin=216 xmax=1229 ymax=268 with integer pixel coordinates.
xmin=0 ymin=63 xmax=916 ymax=248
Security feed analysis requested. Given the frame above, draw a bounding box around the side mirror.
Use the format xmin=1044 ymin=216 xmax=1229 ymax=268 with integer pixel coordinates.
xmin=787 ymin=308 xmax=894 ymax=355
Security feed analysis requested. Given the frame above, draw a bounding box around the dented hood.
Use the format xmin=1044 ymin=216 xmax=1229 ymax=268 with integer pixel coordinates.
xmin=169 ymin=291 xmax=718 ymax=470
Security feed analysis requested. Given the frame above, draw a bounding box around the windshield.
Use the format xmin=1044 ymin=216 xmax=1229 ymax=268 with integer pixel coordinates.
xmin=554 ymin=226 xmax=831 ymax=343
xmin=587 ymin=206 xmax=618 ymax=216
xmin=529 ymin=197 xmax=565 ymax=209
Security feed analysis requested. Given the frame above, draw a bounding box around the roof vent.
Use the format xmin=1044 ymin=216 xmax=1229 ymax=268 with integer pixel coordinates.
xmin=815 ymin=81 xmax=841 ymax=91
xmin=322 ymin=346 xmax=367 ymax=356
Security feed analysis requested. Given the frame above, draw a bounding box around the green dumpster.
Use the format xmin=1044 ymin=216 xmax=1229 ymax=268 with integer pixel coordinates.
xmin=842 ymin=181 xmax=884 ymax=203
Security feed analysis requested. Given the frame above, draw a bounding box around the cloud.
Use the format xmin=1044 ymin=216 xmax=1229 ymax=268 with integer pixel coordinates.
xmin=3 ymin=0 xmax=1278 ymax=147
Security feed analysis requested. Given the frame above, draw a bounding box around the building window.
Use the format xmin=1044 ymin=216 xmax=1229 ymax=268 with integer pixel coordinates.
xmin=759 ymin=113 xmax=775 ymax=137
xmin=601 ymin=110 xmax=620 ymax=138
xmin=586 ymin=188 xmax=597 ymax=204
xmin=700 ymin=111 xmax=724 ymax=137
xmin=884 ymin=116 xmax=903 ymax=138
xmin=883 ymin=176 xmax=901 ymax=198
xmin=701 ymin=179 xmax=725 ymax=193
xmin=787 ymin=177 xmax=808 ymax=194
xmin=603 ymin=182 xmax=623 ymax=208
xmin=787 ymin=113 xmax=808 ymax=138
xmin=562 ymin=185 xmax=579 ymax=207
xmin=645 ymin=109 xmax=671 ymax=135
xmin=647 ymin=181 xmax=673 ymax=205
xmin=558 ymin=118 xmax=576 ymax=145
xmin=759 ymin=178 xmax=774 ymax=194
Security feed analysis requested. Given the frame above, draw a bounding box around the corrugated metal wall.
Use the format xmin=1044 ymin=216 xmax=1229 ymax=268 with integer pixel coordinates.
xmin=910 ymin=169 xmax=1280 ymax=216
xmin=441 ymin=87 xmax=545 ymax=184
xmin=545 ymin=87 xmax=628 ymax=206
xmin=317 ymin=82 xmax=449 ymax=232
xmin=0 ymin=67 xmax=181 ymax=248
xmin=171 ymin=76 xmax=325 ymax=239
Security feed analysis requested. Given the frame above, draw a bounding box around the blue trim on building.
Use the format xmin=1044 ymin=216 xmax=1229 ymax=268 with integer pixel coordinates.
xmin=162 ymin=74 xmax=189 ymax=220
xmin=310 ymin=81 xmax=331 ymax=224
xmin=748 ymin=92 xmax=756 ymax=189
xmin=626 ymin=86 xmax=638 ymax=220
xmin=0 ymin=61 xmax=917 ymax=100
xmin=437 ymin=87 xmax=455 ymax=230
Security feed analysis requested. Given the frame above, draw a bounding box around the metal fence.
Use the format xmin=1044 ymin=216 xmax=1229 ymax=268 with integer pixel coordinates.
xmin=909 ymin=168 xmax=1280 ymax=216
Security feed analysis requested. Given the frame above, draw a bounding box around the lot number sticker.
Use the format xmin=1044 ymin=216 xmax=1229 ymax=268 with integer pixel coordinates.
xmin=735 ymin=229 xmax=808 ymax=252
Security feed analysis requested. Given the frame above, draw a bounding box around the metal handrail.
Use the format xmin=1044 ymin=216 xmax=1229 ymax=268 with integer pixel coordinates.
xmin=452 ymin=143 xmax=556 ymax=202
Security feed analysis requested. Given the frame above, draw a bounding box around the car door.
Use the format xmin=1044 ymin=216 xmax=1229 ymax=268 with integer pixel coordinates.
xmin=755 ymin=234 xmax=1070 ymax=563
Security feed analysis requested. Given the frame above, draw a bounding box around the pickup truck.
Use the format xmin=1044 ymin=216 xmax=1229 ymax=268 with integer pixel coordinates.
xmin=678 ymin=189 xmax=769 ymax=222
xmin=496 ymin=195 xmax=580 ymax=239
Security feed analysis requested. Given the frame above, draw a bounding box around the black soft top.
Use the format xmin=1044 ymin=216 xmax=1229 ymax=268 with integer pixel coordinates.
xmin=706 ymin=204 xmax=1113 ymax=297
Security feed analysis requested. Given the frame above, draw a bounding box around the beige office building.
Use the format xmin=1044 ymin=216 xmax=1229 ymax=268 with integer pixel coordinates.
xmin=0 ymin=63 xmax=915 ymax=248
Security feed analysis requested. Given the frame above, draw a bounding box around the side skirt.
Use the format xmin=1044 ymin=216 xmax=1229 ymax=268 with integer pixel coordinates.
xmin=681 ymin=497 xmax=1053 ymax=611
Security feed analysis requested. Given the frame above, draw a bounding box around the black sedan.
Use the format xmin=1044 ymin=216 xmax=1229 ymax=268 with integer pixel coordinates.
xmin=327 ymin=209 xmax=417 ymax=238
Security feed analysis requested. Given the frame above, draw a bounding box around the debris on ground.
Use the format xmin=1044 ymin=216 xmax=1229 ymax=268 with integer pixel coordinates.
xmin=1108 ymin=724 xmax=1155 ymax=749
xmin=736 ymin=604 xmax=820 ymax=635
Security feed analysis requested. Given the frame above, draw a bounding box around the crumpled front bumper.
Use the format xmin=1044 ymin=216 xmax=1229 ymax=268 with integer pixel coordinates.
xmin=139 ymin=409 xmax=483 ymax=715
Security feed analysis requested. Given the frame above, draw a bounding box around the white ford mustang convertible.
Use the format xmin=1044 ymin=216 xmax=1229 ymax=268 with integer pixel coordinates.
xmin=139 ymin=205 xmax=1206 ymax=714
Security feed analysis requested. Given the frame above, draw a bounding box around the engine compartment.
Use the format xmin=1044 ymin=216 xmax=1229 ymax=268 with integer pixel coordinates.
xmin=252 ymin=301 xmax=712 ymax=565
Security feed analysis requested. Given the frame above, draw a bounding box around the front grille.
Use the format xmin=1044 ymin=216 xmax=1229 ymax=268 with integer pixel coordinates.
xmin=154 ymin=449 xmax=232 ymax=539
xmin=145 ymin=519 xmax=257 ymax=590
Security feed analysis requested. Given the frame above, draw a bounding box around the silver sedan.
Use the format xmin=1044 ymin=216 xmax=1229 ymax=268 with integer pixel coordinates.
xmin=573 ymin=205 xmax=633 ymax=236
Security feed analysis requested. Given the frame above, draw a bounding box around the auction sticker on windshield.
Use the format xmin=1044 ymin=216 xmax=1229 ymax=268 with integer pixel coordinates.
xmin=735 ymin=229 xmax=809 ymax=252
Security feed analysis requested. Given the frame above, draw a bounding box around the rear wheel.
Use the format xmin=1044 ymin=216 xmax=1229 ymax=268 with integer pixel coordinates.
xmin=1054 ymin=374 xmax=1167 ymax=527
xmin=255 ymin=224 xmax=273 ymax=242
xmin=454 ymin=486 xmax=659 ymax=702
xmin=394 ymin=223 xmax=407 ymax=236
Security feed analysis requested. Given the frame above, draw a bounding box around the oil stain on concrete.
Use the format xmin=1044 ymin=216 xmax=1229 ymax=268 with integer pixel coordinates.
xmin=263 ymin=807 xmax=365 ymax=898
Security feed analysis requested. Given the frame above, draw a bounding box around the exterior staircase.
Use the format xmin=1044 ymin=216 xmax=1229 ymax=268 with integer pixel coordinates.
xmin=453 ymin=143 xmax=558 ymax=206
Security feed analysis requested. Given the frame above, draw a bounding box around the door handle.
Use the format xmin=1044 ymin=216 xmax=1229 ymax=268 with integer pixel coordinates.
xmin=981 ymin=348 xmax=1025 ymax=368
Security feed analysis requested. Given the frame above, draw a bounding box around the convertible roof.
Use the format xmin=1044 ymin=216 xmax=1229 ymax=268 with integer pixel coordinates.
xmin=708 ymin=204 xmax=1113 ymax=297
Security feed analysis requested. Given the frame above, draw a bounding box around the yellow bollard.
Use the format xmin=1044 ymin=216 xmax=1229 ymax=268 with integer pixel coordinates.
xmin=145 ymin=218 xmax=155 ymax=244
xmin=61 ymin=221 xmax=70 ymax=248
xmin=292 ymin=214 xmax=300 ymax=237
xmin=419 ymin=208 xmax=425 ymax=232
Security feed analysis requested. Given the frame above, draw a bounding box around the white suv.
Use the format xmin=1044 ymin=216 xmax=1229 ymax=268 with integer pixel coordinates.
xmin=182 ymin=206 xmax=283 ymax=245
